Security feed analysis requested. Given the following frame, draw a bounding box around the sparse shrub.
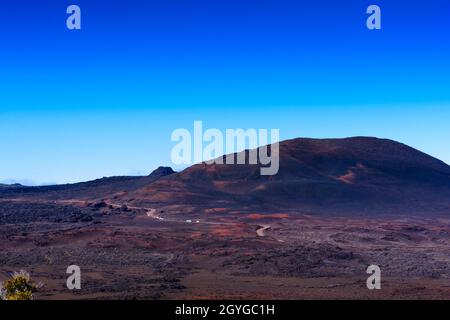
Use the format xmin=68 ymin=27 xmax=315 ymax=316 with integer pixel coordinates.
xmin=0 ymin=270 xmax=43 ymax=300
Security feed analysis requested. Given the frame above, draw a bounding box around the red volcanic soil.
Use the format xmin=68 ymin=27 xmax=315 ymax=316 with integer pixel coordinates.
xmin=116 ymin=137 xmax=450 ymax=216
xmin=3 ymin=137 xmax=450 ymax=217
xmin=2 ymin=207 xmax=450 ymax=300
xmin=247 ymin=213 xmax=289 ymax=219
xmin=1 ymin=137 xmax=450 ymax=299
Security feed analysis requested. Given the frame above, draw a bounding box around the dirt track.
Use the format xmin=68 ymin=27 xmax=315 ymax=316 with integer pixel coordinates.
xmin=2 ymin=198 xmax=450 ymax=299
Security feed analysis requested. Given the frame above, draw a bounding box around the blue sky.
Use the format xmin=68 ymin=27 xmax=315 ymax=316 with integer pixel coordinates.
xmin=0 ymin=0 xmax=449 ymax=184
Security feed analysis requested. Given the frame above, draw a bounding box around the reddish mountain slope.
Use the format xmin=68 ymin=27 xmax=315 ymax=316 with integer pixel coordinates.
xmin=1 ymin=137 xmax=449 ymax=216
xmin=121 ymin=137 xmax=450 ymax=215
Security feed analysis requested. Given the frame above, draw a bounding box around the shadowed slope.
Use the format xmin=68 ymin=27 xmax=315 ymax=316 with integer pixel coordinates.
xmin=122 ymin=137 xmax=450 ymax=215
xmin=0 ymin=166 xmax=175 ymax=201
xmin=1 ymin=137 xmax=449 ymax=216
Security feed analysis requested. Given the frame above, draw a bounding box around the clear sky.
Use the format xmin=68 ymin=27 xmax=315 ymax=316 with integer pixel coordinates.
xmin=0 ymin=0 xmax=449 ymax=185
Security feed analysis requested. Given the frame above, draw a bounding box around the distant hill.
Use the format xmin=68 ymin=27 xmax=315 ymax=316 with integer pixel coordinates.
xmin=0 ymin=183 xmax=23 ymax=189
xmin=0 ymin=167 xmax=175 ymax=201
xmin=120 ymin=137 xmax=450 ymax=216
xmin=2 ymin=138 xmax=450 ymax=216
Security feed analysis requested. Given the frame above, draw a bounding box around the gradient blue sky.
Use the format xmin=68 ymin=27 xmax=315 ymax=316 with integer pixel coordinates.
xmin=1 ymin=0 xmax=449 ymax=184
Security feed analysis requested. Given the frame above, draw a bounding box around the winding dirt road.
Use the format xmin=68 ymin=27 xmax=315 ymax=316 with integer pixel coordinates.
xmin=256 ymin=225 xmax=271 ymax=237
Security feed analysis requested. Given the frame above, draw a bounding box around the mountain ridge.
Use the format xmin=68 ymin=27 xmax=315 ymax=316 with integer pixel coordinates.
xmin=119 ymin=136 xmax=450 ymax=215
xmin=1 ymin=137 xmax=449 ymax=216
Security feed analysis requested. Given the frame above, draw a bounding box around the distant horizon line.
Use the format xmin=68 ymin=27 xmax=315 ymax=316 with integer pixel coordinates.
xmin=2 ymin=135 xmax=450 ymax=187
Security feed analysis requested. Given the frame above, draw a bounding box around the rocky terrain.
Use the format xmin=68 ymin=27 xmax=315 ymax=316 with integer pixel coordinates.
xmin=1 ymin=137 xmax=450 ymax=299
